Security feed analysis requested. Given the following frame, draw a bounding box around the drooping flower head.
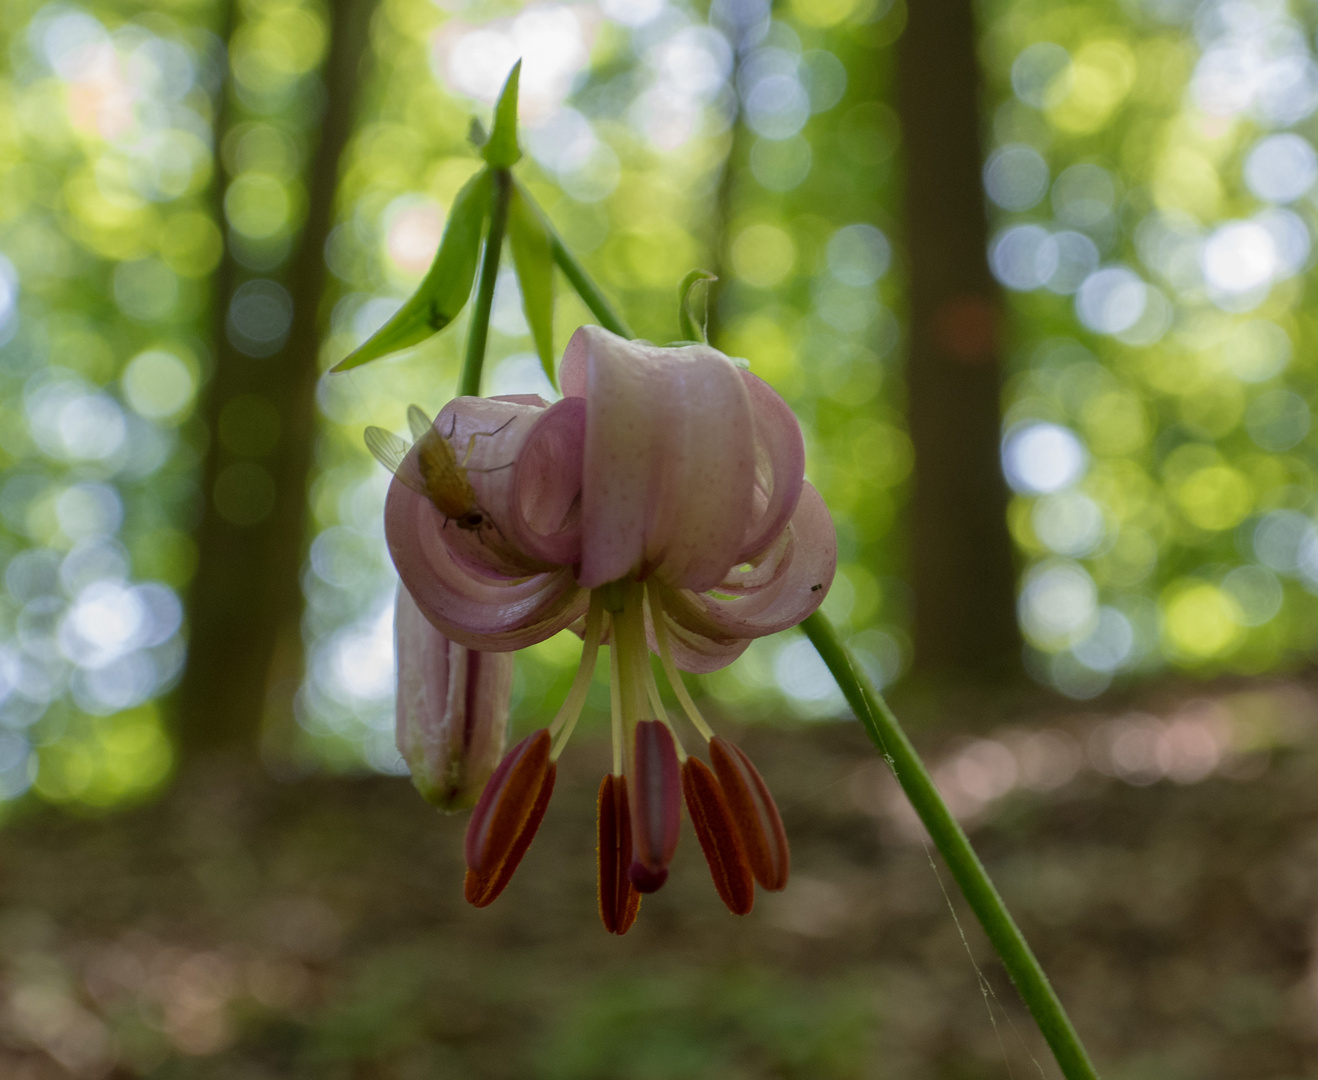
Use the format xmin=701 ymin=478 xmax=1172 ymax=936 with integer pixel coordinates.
xmin=384 ymin=327 xmax=836 ymax=931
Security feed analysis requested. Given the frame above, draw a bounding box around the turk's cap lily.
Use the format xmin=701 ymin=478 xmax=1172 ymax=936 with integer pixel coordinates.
xmin=394 ymin=586 xmax=513 ymax=811
xmin=382 ymin=326 xmax=834 ymax=930
xmin=385 ymin=325 xmax=836 ymax=671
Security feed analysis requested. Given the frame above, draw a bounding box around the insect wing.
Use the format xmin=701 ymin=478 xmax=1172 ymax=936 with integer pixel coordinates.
xmin=364 ymin=426 xmax=429 ymax=498
xmin=407 ymin=405 xmax=433 ymax=442
xmin=364 ymin=426 xmax=407 ymax=472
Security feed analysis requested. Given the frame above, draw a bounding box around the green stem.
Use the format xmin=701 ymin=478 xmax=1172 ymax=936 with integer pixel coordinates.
xmin=800 ymin=611 xmax=1100 ymax=1080
xmin=458 ymin=167 xmax=512 ymax=398
xmin=547 ymin=232 xmax=634 ymax=339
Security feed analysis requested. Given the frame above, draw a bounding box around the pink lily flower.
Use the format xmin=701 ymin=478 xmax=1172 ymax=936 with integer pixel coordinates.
xmin=385 ymin=326 xmax=836 ymax=932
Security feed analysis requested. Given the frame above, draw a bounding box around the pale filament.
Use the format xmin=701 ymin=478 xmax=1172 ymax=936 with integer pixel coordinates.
xmin=549 ymin=591 xmax=606 ymax=760
xmin=608 ymin=625 xmax=623 ymax=776
xmin=648 ymin=581 xmax=716 ymax=743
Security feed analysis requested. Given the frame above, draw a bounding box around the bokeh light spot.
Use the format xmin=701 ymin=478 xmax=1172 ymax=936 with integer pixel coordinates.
xmin=1002 ymin=422 xmax=1087 ymax=495
xmin=732 ymin=223 xmax=796 ymax=288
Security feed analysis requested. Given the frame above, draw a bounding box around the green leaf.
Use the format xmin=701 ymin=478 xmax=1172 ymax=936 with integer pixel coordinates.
xmin=482 ymin=61 xmax=523 ymax=168
xmin=678 ymin=269 xmax=717 ymax=344
xmin=508 ymin=181 xmax=556 ymax=388
xmin=331 ymin=168 xmax=493 ymax=373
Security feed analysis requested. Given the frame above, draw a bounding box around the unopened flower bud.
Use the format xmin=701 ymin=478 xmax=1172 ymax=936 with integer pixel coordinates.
xmin=395 ymin=585 xmax=513 ymax=811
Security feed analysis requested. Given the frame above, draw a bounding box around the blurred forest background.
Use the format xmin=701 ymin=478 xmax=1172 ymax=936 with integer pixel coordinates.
xmin=4 ymin=0 xmax=1317 ymax=792
xmin=3 ymin=0 xmax=1318 ymax=1075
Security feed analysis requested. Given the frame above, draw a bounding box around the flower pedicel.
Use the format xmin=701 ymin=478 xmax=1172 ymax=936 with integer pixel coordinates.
xmin=381 ymin=326 xmax=836 ymax=933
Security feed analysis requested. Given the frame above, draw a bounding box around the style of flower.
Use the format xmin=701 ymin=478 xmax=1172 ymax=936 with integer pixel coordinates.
xmin=385 ymin=326 xmax=837 ymax=933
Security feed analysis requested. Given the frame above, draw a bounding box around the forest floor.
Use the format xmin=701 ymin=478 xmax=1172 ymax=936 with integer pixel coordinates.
xmin=1 ymin=677 xmax=1318 ymax=1080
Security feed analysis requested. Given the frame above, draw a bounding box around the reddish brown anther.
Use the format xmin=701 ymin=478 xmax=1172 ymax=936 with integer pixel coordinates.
xmin=682 ymin=757 xmax=754 ymax=915
xmin=463 ymin=728 xmax=557 ymax=907
xmin=628 ymin=720 xmax=681 ymax=893
xmin=709 ymin=736 xmax=790 ymax=891
xmin=597 ymin=773 xmax=642 ymax=934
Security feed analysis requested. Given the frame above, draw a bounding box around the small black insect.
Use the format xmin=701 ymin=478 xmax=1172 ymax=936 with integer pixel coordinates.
xmin=810 ymin=583 xmax=823 ymax=592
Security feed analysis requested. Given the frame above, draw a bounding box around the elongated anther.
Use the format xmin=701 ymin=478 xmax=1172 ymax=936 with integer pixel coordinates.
xmin=682 ymin=758 xmax=754 ymax=915
xmin=464 ymin=729 xmax=556 ymax=907
xmin=597 ymin=774 xmax=642 ymax=934
xmin=709 ymin=736 xmax=790 ymax=891
xmin=628 ymin=720 xmax=681 ymax=893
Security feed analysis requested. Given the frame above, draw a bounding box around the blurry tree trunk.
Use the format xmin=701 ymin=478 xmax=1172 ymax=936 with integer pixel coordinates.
xmin=176 ymin=0 xmax=376 ymax=759
xmin=895 ymin=0 xmax=1021 ymax=682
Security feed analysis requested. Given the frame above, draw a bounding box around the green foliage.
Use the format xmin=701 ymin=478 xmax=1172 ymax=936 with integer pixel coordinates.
xmin=331 ymin=167 xmax=493 ymax=372
xmin=6 ymin=0 xmax=1318 ymax=782
xmin=507 ymin=181 xmax=557 ymax=387
xmin=482 ymin=61 xmax=524 ymax=168
xmin=678 ymin=269 xmax=717 ymax=345
xmin=981 ymin=0 xmax=1318 ymax=695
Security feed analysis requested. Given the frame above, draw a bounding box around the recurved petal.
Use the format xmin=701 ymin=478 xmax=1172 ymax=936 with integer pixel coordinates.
xmin=464 ymin=728 xmax=557 ymax=907
xmin=709 ymin=737 xmax=790 ymax=891
xmin=416 ymin=395 xmax=553 ymax=579
xmin=653 ymin=483 xmax=836 ymax=673
xmin=597 ymin=773 xmax=642 ymax=935
xmin=395 ymin=586 xmax=512 ymax=811
xmin=682 ymin=757 xmax=754 ymax=915
xmin=561 ymin=326 xmax=757 ymax=593
xmin=735 ymin=369 xmax=806 ymax=564
xmin=386 ymin=472 xmax=588 ymax=650
xmin=508 ymin=396 xmax=586 ymax=566
xmin=627 ymin=720 xmax=682 ymax=893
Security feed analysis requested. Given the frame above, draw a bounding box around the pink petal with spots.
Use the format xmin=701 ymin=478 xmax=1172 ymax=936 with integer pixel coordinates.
xmin=561 ymin=327 xmax=757 ymax=593
xmin=650 ymin=483 xmax=837 ymax=673
xmin=386 ymin=473 xmax=587 ymax=650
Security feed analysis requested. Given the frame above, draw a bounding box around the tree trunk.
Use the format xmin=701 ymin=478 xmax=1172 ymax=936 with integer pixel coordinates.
xmin=176 ymin=0 xmax=377 ymax=758
xmin=895 ymin=0 xmax=1021 ymax=682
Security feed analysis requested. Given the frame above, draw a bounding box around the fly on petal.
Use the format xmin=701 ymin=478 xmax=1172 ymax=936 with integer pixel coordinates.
xmin=682 ymin=757 xmax=754 ymax=915
xmin=628 ymin=720 xmax=682 ymax=893
xmin=709 ymin=736 xmax=790 ymax=891
xmin=597 ymin=773 xmax=642 ymax=934
xmin=464 ymin=728 xmax=557 ymax=907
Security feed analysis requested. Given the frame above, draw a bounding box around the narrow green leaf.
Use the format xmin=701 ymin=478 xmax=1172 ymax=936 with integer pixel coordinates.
xmin=331 ymin=168 xmax=493 ymax=373
xmin=507 ymin=182 xmax=556 ymax=389
xmin=678 ymin=269 xmax=717 ymax=344
xmin=482 ymin=61 xmax=523 ymax=168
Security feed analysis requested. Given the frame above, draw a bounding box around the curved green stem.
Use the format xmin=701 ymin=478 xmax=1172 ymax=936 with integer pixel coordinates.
xmin=801 ymin=611 xmax=1100 ymax=1080
xmin=459 ymin=168 xmax=512 ymax=398
xmin=547 ymin=232 xmax=634 ymax=339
